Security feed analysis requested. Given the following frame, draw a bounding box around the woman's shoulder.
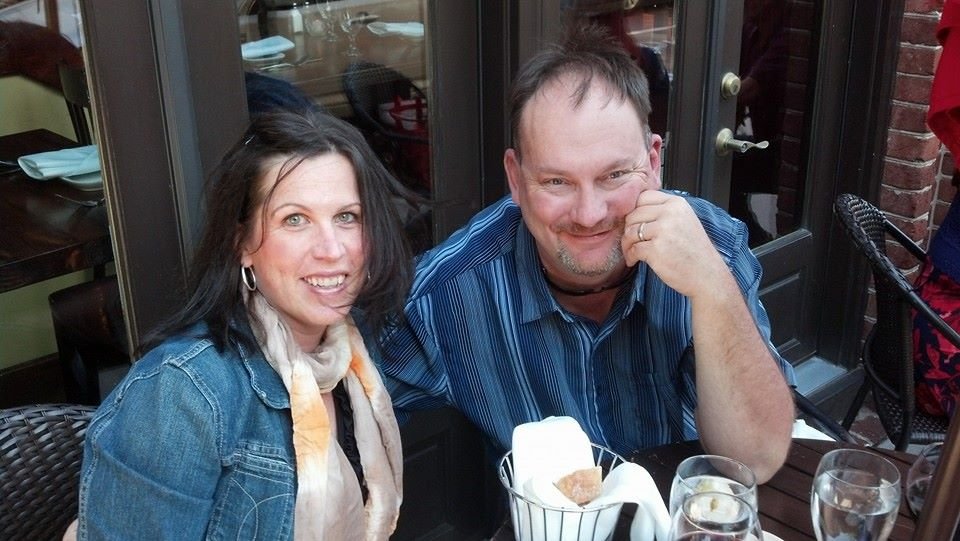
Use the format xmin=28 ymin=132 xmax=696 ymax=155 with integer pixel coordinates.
xmin=112 ymin=325 xmax=261 ymax=410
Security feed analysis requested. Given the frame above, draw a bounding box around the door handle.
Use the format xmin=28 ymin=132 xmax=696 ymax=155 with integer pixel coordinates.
xmin=715 ymin=128 xmax=769 ymax=155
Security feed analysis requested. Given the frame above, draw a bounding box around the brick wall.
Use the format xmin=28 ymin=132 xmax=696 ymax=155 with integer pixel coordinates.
xmin=869 ymin=0 xmax=954 ymax=324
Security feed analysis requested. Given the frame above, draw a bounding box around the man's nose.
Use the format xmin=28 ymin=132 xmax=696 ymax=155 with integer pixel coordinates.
xmin=570 ymin=185 xmax=608 ymax=227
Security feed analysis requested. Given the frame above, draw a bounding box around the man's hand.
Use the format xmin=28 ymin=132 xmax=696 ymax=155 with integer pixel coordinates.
xmin=621 ymin=190 xmax=729 ymax=301
xmin=622 ymin=189 xmax=794 ymax=482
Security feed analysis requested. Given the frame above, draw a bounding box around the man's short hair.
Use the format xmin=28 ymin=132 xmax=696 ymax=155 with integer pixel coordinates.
xmin=508 ymin=22 xmax=653 ymax=160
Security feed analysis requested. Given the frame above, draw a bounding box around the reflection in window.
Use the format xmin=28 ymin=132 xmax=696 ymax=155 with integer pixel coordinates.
xmin=562 ymin=1 xmax=675 ymax=151
xmin=237 ymin=0 xmax=431 ymax=251
xmin=0 ymin=0 xmax=88 ymax=142
xmin=728 ymin=0 xmax=817 ymax=247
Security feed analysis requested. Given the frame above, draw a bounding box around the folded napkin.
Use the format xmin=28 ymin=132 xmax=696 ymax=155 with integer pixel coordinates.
xmin=18 ymin=145 xmax=100 ymax=180
xmin=367 ymin=21 xmax=424 ymax=38
xmin=509 ymin=417 xmax=671 ymax=541
xmin=791 ymin=419 xmax=835 ymax=441
xmin=241 ymin=35 xmax=295 ymax=59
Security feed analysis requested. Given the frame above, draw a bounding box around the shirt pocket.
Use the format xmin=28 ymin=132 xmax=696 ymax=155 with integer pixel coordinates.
xmin=207 ymin=442 xmax=296 ymax=540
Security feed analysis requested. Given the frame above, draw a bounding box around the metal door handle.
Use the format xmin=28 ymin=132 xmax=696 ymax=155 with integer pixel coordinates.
xmin=715 ymin=128 xmax=769 ymax=155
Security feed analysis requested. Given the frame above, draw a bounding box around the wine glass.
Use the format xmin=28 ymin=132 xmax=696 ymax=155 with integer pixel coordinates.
xmin=339 ymin=11 xmax=364 ymax=57
xmin=810 ymin=448 xmax=901 ymax=541
xmin=905 ymin=442 xmax=942 ymax=517
xmin=669 ymin=455 xmax=758 ymax=518
xmin=669 ymin=491 xmax=764 ymax=540
xmin=317 ymin=2 xmax=340 ymax=42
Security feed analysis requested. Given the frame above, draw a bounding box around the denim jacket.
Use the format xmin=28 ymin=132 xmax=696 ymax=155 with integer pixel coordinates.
xmin=78 ymin=325 xmax=298 ymax=540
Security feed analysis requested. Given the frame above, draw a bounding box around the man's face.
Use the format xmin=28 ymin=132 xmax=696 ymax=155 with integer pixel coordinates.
xmin=505 ymin=75 xmax=662 ymax=285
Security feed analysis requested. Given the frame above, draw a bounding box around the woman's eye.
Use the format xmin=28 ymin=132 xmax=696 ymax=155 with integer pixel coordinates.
xmin=335 ymin=211 xmax=360 ymax=224
xmin=284 ymin=214 xmax=305 ymax=226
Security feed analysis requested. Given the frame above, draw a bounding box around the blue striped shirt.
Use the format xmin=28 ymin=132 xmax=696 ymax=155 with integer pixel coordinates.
xmin=379 ymin=193 xmax=795 ymax=457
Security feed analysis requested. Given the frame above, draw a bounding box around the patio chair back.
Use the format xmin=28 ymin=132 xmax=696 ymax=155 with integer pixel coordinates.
xmin=834 ymin=193 xmax=960 ymax=450
xmin=0 ymin=404 xmax=96 ymax=540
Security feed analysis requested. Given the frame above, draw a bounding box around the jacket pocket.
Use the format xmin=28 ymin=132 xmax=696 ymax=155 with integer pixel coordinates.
xmin=207 ymin=442 xmax=296 ymax=540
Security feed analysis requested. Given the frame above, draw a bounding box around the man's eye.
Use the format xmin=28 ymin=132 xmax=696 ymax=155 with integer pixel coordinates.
xmin=544 ymin=177 xmax=567 ymax=186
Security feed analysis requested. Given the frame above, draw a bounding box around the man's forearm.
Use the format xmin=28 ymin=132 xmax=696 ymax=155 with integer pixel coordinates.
xmin=690 ymin=273 xmax=794 ymax=483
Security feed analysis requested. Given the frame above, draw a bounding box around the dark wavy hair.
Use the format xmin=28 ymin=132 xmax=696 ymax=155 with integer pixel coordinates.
xmin=508 ymin=22 xmax=652 ymax=161
xmin=143 ymin=109 xmax=416 ymax=354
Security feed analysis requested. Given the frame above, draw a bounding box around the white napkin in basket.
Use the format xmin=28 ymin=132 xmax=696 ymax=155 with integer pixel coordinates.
xmin=510 ymin=417 xmax=671 ymax=541
xmin=18 ymin=145 xmax=100 ymax=180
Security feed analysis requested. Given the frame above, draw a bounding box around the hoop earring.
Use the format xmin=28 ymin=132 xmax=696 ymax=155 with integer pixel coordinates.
xmin=241 ymin=266 xmax=257 ymax=291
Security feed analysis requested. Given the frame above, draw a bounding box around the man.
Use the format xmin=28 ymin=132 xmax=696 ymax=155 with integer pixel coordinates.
xmin=379 ymin=24 xmax=795 ymax=482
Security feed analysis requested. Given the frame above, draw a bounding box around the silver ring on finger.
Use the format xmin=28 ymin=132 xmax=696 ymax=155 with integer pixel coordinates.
xmin=637 ymin=221 xmax=647 ymax=242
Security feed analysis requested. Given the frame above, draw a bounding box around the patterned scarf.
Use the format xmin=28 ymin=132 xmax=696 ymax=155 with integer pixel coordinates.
xmin=246 ymin=292 xmax=403 ymax=540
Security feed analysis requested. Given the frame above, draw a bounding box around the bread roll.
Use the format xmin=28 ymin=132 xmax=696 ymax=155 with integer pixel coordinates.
xmin=554 ymin=466 xmax=602 ymax=505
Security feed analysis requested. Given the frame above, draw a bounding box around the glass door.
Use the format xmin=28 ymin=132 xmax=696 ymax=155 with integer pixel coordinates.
xmin=236 ymin=0 xmax=434 ymax=251
xmin=534 ymin=0 xmax=843 ymax=373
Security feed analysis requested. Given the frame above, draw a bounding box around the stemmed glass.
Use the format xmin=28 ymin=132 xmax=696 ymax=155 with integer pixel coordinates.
xmin=316 ymin=2 xmax=340 ymax=42
xmin=810 ymin=448 xmax=901 ymax=541
xmin=905 ymin=442 xmax=942 ymax=517
xmin=669 ymin=491 xmax=764 ymax=540
xmin=339 ymin=11 xmax=364 ymax=57
xmin=669 ymin=455 xmax=758 ymax=518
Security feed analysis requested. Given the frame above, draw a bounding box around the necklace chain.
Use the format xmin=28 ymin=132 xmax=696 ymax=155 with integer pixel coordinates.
xmin=540 ymin=265 xmax=636 ymax=297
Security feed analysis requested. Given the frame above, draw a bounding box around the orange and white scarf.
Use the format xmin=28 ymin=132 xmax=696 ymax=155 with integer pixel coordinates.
xmin=247 ymin=292 xmax=403 ymax=541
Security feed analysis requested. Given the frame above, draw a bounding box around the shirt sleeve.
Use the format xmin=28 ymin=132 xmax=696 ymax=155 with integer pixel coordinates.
xmin=78 ymin=362 xmax=221 ymax=540
xmin=378 ymin=297 xmax=453 ymax=416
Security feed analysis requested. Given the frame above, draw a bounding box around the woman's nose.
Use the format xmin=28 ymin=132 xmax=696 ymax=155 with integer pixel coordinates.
xmin=311 ymin=226 xmax=346 ymax=259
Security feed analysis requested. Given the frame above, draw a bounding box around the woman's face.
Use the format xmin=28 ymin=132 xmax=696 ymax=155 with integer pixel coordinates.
xmin=241 ymin=152 xmax=365 ymax=351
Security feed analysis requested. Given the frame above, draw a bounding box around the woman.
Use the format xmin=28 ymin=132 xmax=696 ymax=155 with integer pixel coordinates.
xmin=75 ymin=109 xmax=414 ymax=539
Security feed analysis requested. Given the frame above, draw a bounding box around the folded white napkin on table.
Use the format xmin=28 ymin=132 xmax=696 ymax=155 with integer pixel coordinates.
xmin=510 ymin=417 xmax=671 ymax=541
xmin=791 ymin=419 xmax=835 ymax=441
xmin=18 ymin=145 xmax=100 ymax=180
xmin=241 ymin=35 xmax=295 ymax=59
xmin=367 ymin=21 xmax=424 ymax=38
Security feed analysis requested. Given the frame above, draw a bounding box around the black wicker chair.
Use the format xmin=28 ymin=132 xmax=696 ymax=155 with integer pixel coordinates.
xmin=0 ymin=404 xmax=96 ymax=541
xmin=834 ymin=193 xmax=960 ymax=450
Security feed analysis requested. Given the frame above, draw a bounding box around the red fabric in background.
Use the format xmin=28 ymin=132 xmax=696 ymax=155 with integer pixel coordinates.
xmin=929 ymin=0 xmax=960 ymax=158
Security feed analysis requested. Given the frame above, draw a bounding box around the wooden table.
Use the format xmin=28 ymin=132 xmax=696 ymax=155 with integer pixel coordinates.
xmin=0 ymin=129 xmax=112 ymax=293
xmin=494 ymin=439 xmax=917 ymax=541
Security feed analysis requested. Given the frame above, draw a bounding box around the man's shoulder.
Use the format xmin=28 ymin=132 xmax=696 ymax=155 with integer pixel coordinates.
xmin=669 ymin=190 xmax=747 ymax=254
xmin=411 ymin=196 xmax=522 ymax=296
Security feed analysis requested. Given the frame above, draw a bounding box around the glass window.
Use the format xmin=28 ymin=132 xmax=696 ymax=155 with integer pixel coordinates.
xmin=236 ymin=0 xmax=432 ymax=250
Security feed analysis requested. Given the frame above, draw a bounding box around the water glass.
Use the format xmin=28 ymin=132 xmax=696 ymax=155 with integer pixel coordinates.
xmin=905 ymin=442 xmax=942 ymax=517
xmin=669 ymin=455 xmax=758 ymax=518
xmin=810 ymin=448 xmax=900 ymax=541
xmin=669 ymin=491 xmax=763 ymax=540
